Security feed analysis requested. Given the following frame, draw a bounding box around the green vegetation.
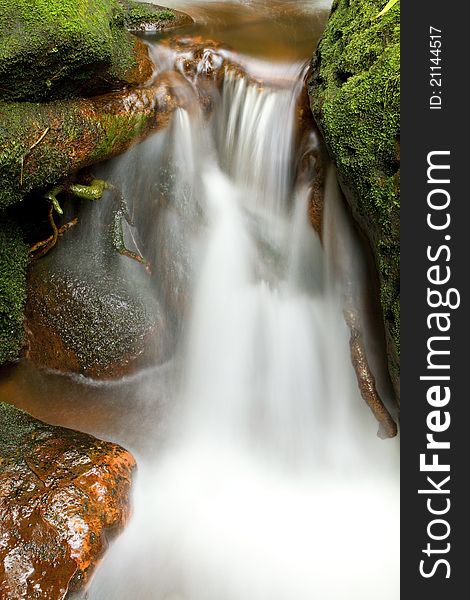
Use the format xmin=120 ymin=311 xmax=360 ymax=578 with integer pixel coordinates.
xmin=0 ymin=0 xmax=137 ymax=101
xmin=308 ymin=0 xmax=400 ymax=395
xmin=0 ymin=101 xmax=79 ymax=209
xmin=0 ymin=1 xmax=185 ymax=367
xmin=0 ymin=99 xmax=151 ymax=211
xmin=0 ymin=222 xmax=29 ymax=365
xmin=119 ymin=1 xmax=175 ymax=29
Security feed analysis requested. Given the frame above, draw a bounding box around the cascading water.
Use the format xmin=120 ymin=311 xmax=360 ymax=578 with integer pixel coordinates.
xmin=82 ymin=21 xmax=399 ymax=599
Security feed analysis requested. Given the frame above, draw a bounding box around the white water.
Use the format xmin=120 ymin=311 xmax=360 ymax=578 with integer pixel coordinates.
xmin=86 ymin=32 xmax=399 ymax=600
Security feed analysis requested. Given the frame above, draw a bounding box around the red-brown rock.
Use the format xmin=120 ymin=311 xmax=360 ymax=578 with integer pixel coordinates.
xmin=0 ymin=402 xmax=136 ymax=599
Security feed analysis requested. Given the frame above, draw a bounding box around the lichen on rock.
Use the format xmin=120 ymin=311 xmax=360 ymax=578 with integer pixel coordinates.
xmin=308 ymin=0 xmax=400 ymax=398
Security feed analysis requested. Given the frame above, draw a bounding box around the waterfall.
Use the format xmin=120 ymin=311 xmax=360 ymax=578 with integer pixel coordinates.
xmin=84 ymin=38 xmax=398 ymax=600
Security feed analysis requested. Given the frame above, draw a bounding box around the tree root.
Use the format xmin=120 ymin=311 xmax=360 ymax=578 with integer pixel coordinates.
xmin=30 ymin=207 xmax=78 ymax=260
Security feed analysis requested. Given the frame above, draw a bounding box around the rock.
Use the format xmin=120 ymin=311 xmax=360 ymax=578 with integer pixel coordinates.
xmin=0 ymin=70 xmax=196 ymax=210
xmin=0 ymin=402 xmax=136 ymax=599
xmin=158 ymin=36 xmax=232 ymax=99
xmin=0 ymin=0 xmax=153 ymax=102
xmin=307 ymin=0 xmax=400 ymax=399
xmin=25 ymin=243 xmax=170 ymax=379
xmin=0 ymin=221 xmax=29 ymax=365
xmin=295 ymin=84 xmax=327 ymax=236
xmin=344 ymin=308 xmax=397 ymax=438
xmin=120 ymin=1 xmax=193 ymax=32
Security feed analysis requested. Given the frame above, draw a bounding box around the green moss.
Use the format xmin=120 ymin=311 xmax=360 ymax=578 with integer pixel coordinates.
xmin=0 ymin=101 xmax=81 ymax=209
xmin=0 ymin=0 xmax=137 ymax=101
xmin=0 ymin=99 xmax=152 ymax=210
xmin=0 ymin=221 xmax=29 ymax=365
xmin=0 ymin=403 xmax=38 ymax=460
xmin=308 ymin=0 xmax=400 ymax=393
xmin=119 ymin=1 xmax=175 ymax=29
xmin=90 ymin=112 xmax=148 ymax=161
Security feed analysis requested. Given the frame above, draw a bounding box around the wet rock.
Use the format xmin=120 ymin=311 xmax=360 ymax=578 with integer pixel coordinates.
xmin=160 ymin=36 xmax=296 ymax=90
xmin=120 ymin=1 xmax=193 ymax=32
xmin=25 ymin=245 xmax=170 ymax=379
xmin=344 ymin=309 xmax=397 ymax=439
xmin=295 ymin=85 xmax=327 ymax=236
xmin=160 ymin=36 xmax=229 ymax=84
xmin=308 ymin=0 xmax=400 ymax=400
xmin=0 ymin=71 xmax=195 ymax=211
xmin=0 ymin=402 xmax=136 ymax=599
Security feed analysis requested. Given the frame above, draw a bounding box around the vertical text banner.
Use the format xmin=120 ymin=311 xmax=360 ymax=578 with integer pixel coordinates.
xmin=402 ymin=0 xmax=468 ymax=597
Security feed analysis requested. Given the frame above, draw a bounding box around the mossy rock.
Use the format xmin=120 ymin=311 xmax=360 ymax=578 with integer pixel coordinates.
xmin=0 ymin=69 xmax=190 ymax=211
xmin=119 ymin=1 xmax=177 ymax=31
xmin=0 ymin=97 xmax=149 ymax=210
xmin=0 ymin=0 xmax=143 ymax=102
xmin=308 ymin=0 xmax=400 ymax=398
xmin=0 ymin=220 xmax=29 ymax=364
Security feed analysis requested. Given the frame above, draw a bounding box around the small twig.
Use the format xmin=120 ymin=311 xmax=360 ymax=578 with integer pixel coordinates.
xmin=20 ymin=127 xmax=50 ymax=186
xmin=118 ymin=247 xmax=152 ymax=274
xmin=29 ymin=127 xmax=50 ymax=152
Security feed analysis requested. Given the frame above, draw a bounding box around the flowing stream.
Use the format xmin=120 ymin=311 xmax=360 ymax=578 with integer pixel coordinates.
xmin=0 ymin=2 xmax=399 ymax=598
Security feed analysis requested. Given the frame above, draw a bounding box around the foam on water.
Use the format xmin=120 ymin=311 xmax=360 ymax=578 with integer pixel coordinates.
xmin=87 ymin=32 xmax=398 ymax=600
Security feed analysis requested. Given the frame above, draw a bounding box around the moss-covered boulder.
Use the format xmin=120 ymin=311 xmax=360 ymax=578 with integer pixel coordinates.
xmin=0 ymin=221 xmax=29 ymax=365
xmin=308 ymin=0 xmax=400 ymax=398
xmin=0 ymin=70 xmax=196 ymax=210
xmin=120 ymin=1 xmax=191 ymax=32
xmin=0 ymin=0 xmax=153 ymax=102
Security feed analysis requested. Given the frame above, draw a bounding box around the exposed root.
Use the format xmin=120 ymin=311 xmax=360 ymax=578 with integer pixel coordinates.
xmin=44 ymin=185 xmax=65 ymax=214
xmin=117 ymin=247 xmax=152 ymax=274
xmin=31 ymin=178 xmax=151 ymax=271
xmin=30 ymin=206 xmax=59 ymax=259
xmin=30 ymin=210 xmax=78 ymax=259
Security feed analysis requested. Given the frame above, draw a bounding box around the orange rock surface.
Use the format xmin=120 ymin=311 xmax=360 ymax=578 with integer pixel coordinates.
xmin=0 ymin=402 xmax=136 ymax=599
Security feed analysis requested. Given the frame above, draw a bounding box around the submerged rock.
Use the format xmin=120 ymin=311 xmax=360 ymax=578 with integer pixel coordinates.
xmin=345 ymin=308 xmax=397 ymax=438
xmin=308 ymin=0 xmax=400 ymax=399
xmin=0 ymin=402 xmax=136 ymax=599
